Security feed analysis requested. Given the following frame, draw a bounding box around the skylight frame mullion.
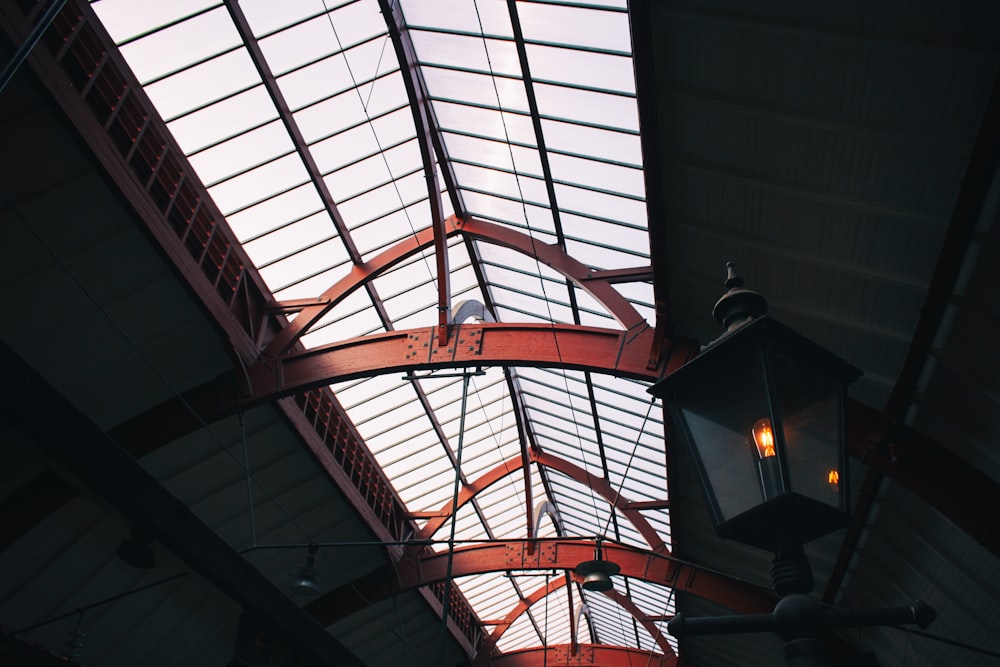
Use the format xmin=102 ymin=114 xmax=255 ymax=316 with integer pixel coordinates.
xmin=204 ymin=147 xmax=298 ymax=189
xmin=528 ymin=413 xmax=601 ymax=451
xmin=477 ymin=258 xmax=565 ymax=285
xmin=288 ymin=67 xmax=400 ymax=115
xmin=321 ymin=144 xmax=423 ymax=204
xmin=523 ymin=370 xmax=657 ymax=418
xmin=523 ymin=396 xmax=599 ymax=434
xmin=187 ymin=116 xmax=282 ymax=158
xmin=115 ymin=2 xmax=225 ymax=47
xmin=487 ymin=281 xmax=575 ymax=313
xmin=221 ymin=130 xmax=418 ymax=214
xmin=429 ymin=94 xmax=640 ymax=136
xmin=270 ymin=29 xmax=389 ymax=80
xmin=256 ymin=230 xmax=340 ymax=270
xmin=450 ymin=156 xmax=645 ymax=203
xmin=522 ymin=390 xmax=661 ymax=465
xmin=418 ymin=60 xmax=637 ymax=99
xmin=406 ymin=24 xmax=631 ymax=59
xmin=304 ymin=100 xmax=411 ymax=148
xmin=442 ymin=127 xmax=642 ymax=171
xmin=164 ymin=80 xmax=265 ymax=124
xmin=515 ymin=0 xmax=628 ymax=13
xmin=140 ymin=43 xmax=244 ymax=87
xmin=253 ymin=0 xmax=363 ymax=41
xmin=487 ymin=285 xmax=612 ymax=324
xmin=242 ymin=204 xmax=326 ymax=244
xmin=464 ymin=185 xmax=645 ymax=230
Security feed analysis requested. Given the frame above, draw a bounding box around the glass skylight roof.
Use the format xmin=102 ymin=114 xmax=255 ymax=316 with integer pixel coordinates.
xmin=92 ymin=0 xmax=675 ymax=656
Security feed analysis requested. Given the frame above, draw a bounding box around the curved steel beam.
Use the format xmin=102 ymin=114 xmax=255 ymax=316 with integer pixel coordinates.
xmin=261 ymin=215 xmax=649 ymax=357
xmin=481 ymin=577 xmax=674 ymax=656
xmin=483 ymin=576 xmax=567 ymax=653
xmin=377 ymin=0 xmax=449 ymax=344
xmin=477 ymin=643 xmax=676 ymax=667
xmin=110 ymin=323 xmax=696 ymax=461
xmin=305 ymin=538 xmax=774 ymax=627
xmin=246 ymin=324 xmax=690 ymax=406
xmin=413 ymin=452 xmax=668 ymax=555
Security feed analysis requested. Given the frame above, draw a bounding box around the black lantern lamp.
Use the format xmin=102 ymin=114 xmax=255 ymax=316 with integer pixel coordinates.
xmin=649 ymin=264 xmax=936 ymax=663
xmin=650 ymin=263 xmax=860 ymax=554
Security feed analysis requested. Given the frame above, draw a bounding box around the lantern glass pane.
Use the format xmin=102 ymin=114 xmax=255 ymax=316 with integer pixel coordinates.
xmin=676 ymin=350 xmax=773 ymax=523
xmin=771 ymin=348 xmax=844 ymax=511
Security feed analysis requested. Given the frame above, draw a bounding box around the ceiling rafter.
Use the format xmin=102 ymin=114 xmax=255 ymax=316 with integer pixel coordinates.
xmin=825 ymin=65 xmax=1000 ymax=602
xmin=376 ymin=0 xmax=450 ymax=344
xmin=0 ymin=340 xmax=365 ymax=667
xmin=304 ymin=537 xmax=775 ymax=628
xmin=480 ymin=643 xmax=676 ymax=667
xmin=480 ymin=575 xmax=675 ymax=656
xmin=261 ymin=215 xmax=647 ymax=357
xmin=412 ymin=451 xmax=668 ymax=555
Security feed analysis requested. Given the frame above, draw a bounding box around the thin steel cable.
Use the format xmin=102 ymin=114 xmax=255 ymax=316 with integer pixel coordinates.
xmin=238 ymin=407 xmax=257 ymax=549
xmin=468 ymin=4 xmax=605 ymax=648
xmin=320 ymin=0 xmax=438 ymax=286
xmin=601 ymin=395 xmax=658 ymax=540
xmin=439 ymin=370 xmax=473 ymax=664
xmin=13 ymin=573 xmax=188 ymax=635
xmin=470 ymin=0 xmax=604 ymax=544
xmin=0 ymin=194 xmax=314 ymax=546
xmin=543 ymin=570 xmax=550 ymax=667
xmin=646 ymin=586 xmax=676 ymax=667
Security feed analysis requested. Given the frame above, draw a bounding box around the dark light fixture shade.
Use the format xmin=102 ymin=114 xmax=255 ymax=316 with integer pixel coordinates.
xmin=650 ymin=316 xmax=861 ymax=551
xmin=116 ymin=536 xmax=156 ymax=570
xmin=288 ymin=544 xmax=323 ymax=596
xmin=574 ymin=558 xmax=621 ymax=592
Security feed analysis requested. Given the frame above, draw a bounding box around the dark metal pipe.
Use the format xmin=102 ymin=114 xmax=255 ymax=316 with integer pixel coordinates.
xmin=668 ymin=612 xmax=776 ymax=637
xmin=668 ymin=599 xmax=936 ymax=639
xmin=827 ymin=600 xmax=937 ymax=630
xmin=0 ymin=0 xmax=68 ymax=94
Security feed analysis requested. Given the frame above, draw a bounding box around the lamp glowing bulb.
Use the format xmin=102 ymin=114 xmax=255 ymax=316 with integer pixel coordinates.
xmin=828 ymin=469 xmax=840 ymax=486
xmin=752 ymin=419 xmax=776 ymax=459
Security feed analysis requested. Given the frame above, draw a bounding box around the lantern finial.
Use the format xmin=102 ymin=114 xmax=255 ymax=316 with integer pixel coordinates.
xmin=711 ymin=262 xmax=768 ymax=336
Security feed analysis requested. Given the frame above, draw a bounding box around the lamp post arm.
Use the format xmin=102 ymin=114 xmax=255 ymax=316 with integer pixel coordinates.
xmin=667 ymin=612 xmax=777 ymax=637
xmin=825 ymin=600 xmax=936 ymax=631
xmin=668 ymin=598 xmax=937 ymax=639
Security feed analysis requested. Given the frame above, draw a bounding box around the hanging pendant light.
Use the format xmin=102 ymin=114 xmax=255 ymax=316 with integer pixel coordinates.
xmin=573 ymin=538 xmax=621 ymax=592
xmin=288 ymin=543 xmax=323 ymax=596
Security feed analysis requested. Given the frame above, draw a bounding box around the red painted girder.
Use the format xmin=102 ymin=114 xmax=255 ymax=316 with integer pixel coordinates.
xmin=846 ymin=401 xmax=1000 ymax=557
xmin=262 ymin=216 xmax=649 ymax=357
xmin=484 ymin=644 xmax=676 ymax=667
xmin=458 ymin=217 xmax=646 ymax=333
xmin=247 ymin=323 xmax=693 ymax=405
xmin=413 ymin=451 xmax=668 ymax=554
xmin=482 ymin=577 xmax=567 ymax=654
xmin=480 ymin=576 xmax=674 ymax=657
xmin=404 ymin=540 xmax=771 ymax=614
xmin=378 ymin=0 xmax=449 ymax=345
xmin=305 ymin=539 xmax=774 ymax=628
xmin=262 ymin=224 xmax=437 ymax=357
xmin=109 ymin=323 xmax=695 ymax=457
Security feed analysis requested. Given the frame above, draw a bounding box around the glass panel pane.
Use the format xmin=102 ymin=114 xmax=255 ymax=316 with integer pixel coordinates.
xmin=517 ymin=4 xmax=630 ymax=52
xmin=411 ymin=31 xmax=520 ymax=76
xmin=145 ymin=49 xmax=261 ymax=120
xmin=526 ymin=43 xmax=635 ymax=94
xmin=117 ymin=9 xmax=241 ymax=82
xmin=402 ymin=0 xmax=513 ymax=36
xmin=672 ymin=350 xmax=773 ymax=523
xmin=771 ymin=349 xmax=845 ymax=509
xmin=422 ymin=67 xmax=529 ymax=112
